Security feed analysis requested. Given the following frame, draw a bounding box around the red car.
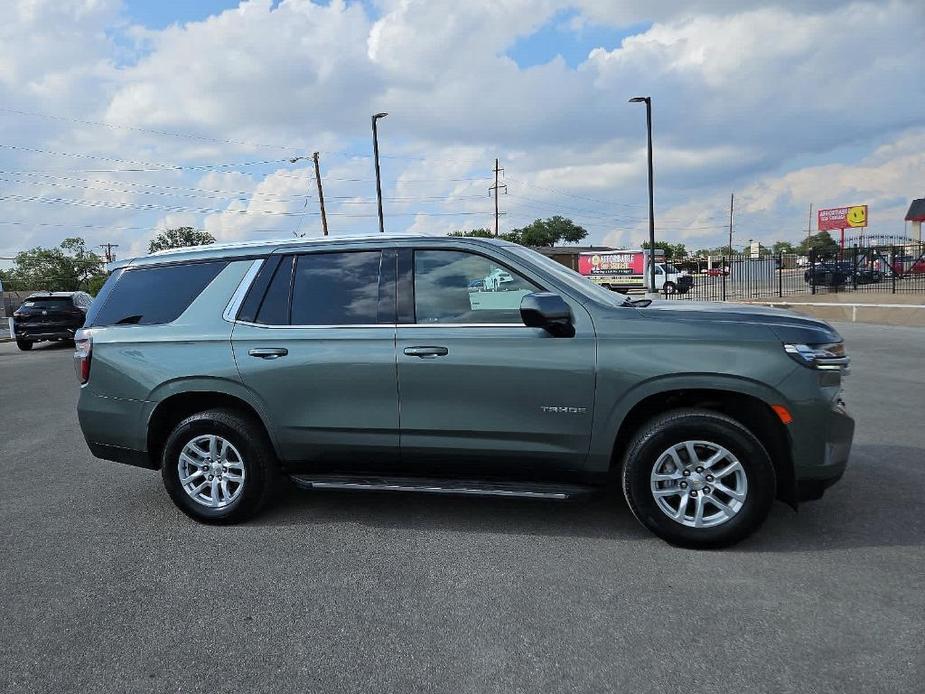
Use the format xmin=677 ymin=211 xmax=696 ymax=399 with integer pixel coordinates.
xmin=704 ymin=267 xmax=729 ymax=277
xmin=890 ymin=256 xmax=925 ymax=275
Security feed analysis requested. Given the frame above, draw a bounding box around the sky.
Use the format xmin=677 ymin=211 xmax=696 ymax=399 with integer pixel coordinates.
xmin=1 ymin=0 xmax=923 ymax=266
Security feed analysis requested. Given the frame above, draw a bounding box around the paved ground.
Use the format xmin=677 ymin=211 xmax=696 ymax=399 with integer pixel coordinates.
xmin=1 ymin=323 xmax=923 ymax=693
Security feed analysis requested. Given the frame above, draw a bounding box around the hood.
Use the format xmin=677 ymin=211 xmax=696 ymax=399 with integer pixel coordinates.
xmin=637 ymin=300 xmax=841 ymax=343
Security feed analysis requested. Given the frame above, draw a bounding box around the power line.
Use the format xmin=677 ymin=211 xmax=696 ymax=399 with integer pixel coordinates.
xmin=0 ymin=106 xmax=296 ymax=151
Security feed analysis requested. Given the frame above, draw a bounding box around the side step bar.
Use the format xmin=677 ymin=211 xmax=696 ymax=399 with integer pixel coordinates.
xmin=289 ymin=474 xmax=593 ymax=500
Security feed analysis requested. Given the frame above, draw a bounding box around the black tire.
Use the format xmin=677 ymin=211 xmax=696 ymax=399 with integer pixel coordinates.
xmin=662 ymin=282 xmax=677 ymax=295
xmin=621 ymin=409 xmax=776 ymax=549
xmin=161 ymin=408 xmax=279 ymax=524
xmin=16 ymin=339 xmax=32 ymax=351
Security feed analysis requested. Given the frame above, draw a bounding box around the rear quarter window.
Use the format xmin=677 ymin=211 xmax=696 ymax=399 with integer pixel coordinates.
xmin=88 ymin=261 xmax=227 ymax=327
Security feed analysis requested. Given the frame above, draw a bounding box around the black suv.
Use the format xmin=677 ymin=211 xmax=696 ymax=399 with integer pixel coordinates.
xmin=12 ymin=291 xmax=92 ymax=351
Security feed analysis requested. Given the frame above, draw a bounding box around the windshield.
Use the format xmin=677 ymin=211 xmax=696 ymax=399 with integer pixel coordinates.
xmin=507 ymin=246 xmax=632 ymax=308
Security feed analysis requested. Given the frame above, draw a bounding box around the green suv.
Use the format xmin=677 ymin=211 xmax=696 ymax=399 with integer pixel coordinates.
xmin=75 ymin=236 xmax=853 ymax=547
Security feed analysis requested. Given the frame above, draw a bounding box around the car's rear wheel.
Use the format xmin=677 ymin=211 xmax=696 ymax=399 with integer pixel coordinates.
xmin=662 ymin=281 xmax=677 ymax=295
xmin=16 ymin=339 xmax=32 ymax=351
xmin=622 ymin=409 xmax=776 ymax=548
xmin=161 ymin=408 xmax=279 ymax=524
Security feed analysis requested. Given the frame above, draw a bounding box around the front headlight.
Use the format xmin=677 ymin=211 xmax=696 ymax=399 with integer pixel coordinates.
xmin=784 ymin=342 xmax=849 ymax=370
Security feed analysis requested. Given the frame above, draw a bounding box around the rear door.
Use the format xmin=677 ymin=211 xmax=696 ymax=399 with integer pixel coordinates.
xmin=395 ymin=247 xmax=596 ymax=478
xmin=232 ymin=248 xmax=399 ymax=466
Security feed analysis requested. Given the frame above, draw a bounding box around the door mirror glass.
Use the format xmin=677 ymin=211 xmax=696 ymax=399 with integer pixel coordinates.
xmin=520 ymin=292 xmax=574 ymax=337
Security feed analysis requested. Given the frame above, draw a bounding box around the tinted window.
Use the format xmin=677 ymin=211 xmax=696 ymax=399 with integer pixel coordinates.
xmin=254 ymin=255 xmax=293 ymax=325
xmin=22 ymin=297 xmax=73 ymax=311
xmin=290 ymin=252 xmax=381 ymax=325
xmin=90 ymin=261 xmax=226 ymax=327
xmin=413 ymin=250 xmax=539 ymax=324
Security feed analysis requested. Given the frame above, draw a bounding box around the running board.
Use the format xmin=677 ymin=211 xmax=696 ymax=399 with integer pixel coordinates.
xmin=289 ymin=474 xmax=593 ymax=500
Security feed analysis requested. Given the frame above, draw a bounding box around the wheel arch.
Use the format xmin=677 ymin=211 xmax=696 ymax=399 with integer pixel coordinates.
xmin=607 ymin=382 xmax=796 ymax=505
xmin=145 ymin=380 xmax=279 ymax=470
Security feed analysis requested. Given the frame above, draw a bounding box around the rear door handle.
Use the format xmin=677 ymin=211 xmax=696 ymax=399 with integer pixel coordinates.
xmin=248 ymin=347 xmax=288 ymax=359
xmin=403 ymin=346 xmax=449 ymax=358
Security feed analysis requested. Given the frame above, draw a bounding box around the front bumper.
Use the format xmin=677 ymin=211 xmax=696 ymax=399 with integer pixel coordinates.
xmin=793 ymin=397 xmax=854 ymax=500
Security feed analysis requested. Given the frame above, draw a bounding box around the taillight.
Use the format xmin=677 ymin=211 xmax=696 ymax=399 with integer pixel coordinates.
xmin=74 ymin=329 xmax=92 ymax=385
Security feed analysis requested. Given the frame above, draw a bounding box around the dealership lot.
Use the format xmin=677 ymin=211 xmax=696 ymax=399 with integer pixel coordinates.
xmin=1 ymin=323 xmax=923 ymax=693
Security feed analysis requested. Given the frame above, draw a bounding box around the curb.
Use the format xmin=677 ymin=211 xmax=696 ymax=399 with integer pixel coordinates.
xmin=746 ymin=301 xmax=925 ymax=327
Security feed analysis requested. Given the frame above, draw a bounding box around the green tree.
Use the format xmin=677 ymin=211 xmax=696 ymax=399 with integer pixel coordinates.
xmin=4 ymin=237 xmax=105 ymax=291
xmin=506 ymin=216 xmax=588 ymax=247
xmin=797 ymin=231 xmax=839 ymax=257
xmin=148 ymin=227 xmax=215 ymax=254
xmin=771 ymin=241 xmax=797 ymax=254
xmin=642 ymin=241 xmax=687 ymax=260
xmin=448 ymin=228 xmax=495 ymax=239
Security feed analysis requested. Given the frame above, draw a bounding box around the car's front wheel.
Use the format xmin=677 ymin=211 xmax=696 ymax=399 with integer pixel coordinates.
xmin=622 ymin=409 xmax=776 ymax=548
xmin=161 ymin=408 xmax=279 ymax=524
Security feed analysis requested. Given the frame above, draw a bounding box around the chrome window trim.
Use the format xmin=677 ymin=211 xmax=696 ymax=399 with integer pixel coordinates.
xmin=222 ymin=259 xmax=265 ymax=323
xmin=231 ymin=321 xmax=532 ymax=329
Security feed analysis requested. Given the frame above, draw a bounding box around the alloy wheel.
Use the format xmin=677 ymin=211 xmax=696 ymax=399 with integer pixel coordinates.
xmin=650 ymin=440 xmax=748 ymax=528
xmin=177 ymin=434 xmax=246 ymax=509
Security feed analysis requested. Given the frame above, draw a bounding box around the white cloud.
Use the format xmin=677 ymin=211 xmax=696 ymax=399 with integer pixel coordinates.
xmin=0 ymin=0 xmax=922 ymax=258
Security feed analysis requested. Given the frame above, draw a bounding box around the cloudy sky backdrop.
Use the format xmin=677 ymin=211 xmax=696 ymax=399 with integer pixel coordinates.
xmin=1 ymin=0 xmax=923 ymax=263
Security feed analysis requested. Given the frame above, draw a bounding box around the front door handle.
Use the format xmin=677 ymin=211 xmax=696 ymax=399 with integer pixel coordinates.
xmin=403 ymin=346 xmax=449 ymax=358
xmin=248 ymin=347 xmax=288 ymax=359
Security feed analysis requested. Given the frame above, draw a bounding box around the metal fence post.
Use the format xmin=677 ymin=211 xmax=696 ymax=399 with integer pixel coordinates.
xmin=851 ymin=245 xmax=857 ymax=291
xmin=810 ymin=248 xmax=816 ymax=296
xmin=721 ymin=255 xmax=727 ymax=302
xmin=891 ymin=246 xmax=896 ymax=294
xmin=778 ymin=252 xmax=783 ymax=297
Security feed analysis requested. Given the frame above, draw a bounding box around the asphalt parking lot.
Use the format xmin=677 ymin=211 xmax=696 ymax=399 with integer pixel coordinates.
xmin=1 ymin=323 xmax=923 ymax=693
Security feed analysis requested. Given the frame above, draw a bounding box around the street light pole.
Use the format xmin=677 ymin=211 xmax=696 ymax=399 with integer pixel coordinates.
xmin=371 ymin=112 xmax=388 ymax=234
xmin=629 ymin=96 xmax=656 ymax=294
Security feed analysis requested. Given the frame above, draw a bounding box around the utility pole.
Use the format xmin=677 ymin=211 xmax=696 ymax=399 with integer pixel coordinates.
xmin=371 ymin=112 xmax=388 ymax=234
xmin=489 ymin=158 xmax=507 ymax=236
xmin=629 ymin=96 xmax=656 ymax=294
xmin=312 ymin=152 xmax=328 ymax=236
xmin=807 ymin=203 xmax=814 ymax=242
xmin=727 ymin=194 xmax=734 ymax=256
xmin=99 ymin=243 xmax=119 ymax=263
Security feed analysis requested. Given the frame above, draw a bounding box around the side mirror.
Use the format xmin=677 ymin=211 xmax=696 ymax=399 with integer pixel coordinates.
xmin=520 ymin=292 xmax=574 ymax=337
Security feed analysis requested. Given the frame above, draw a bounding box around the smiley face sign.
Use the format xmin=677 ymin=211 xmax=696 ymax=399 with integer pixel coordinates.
xmin=846 ymin=205 xmax=867 ymax=228
xmin=818 ymin=205 xmax=868 ymax=230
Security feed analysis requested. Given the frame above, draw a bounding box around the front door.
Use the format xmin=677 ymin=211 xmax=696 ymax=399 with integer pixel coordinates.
xmin=232 ymin=249 xmax=399 ymax=466
xmin=396 ymin=248 xmax=596 ymax=478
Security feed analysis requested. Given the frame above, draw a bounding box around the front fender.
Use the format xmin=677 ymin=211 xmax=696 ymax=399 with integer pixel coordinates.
xmin=587 ymin=372 xmax=791 ymax=471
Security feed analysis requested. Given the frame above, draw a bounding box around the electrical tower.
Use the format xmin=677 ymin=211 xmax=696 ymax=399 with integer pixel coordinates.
xmin=489 ymin=158 xmax=507 ymax=236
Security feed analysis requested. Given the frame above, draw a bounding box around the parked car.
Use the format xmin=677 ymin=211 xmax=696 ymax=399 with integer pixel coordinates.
xmin=76 ymin=236 xmax=853 ymax=548
xmin=832 ymin=262 xmax=882 ymax=285
xmin=804 ymin=263 xmax=847 ymax=287
xmin=12 ymin=291 xmax=92 ymax=351
xmin=703 ymin=267 xmax=729 ymax=277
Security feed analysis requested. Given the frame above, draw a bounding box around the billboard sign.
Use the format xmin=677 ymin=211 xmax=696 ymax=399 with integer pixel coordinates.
xmin=818 ymin=205 xmax=868 ymax=231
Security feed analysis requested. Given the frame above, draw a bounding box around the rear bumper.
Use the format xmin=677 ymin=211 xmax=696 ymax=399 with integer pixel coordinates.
xmin=86 ymin=441 xmax=155 ymax=469
xmin=77 ymin=388 xmax=153 ymax=466
xmin=14 ymin=326 xmax=78 ymax=341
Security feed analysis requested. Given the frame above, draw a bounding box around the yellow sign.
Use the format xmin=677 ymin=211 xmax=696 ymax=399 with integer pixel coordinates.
xmin=846 ymin=205 xmax=867 ymax=228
